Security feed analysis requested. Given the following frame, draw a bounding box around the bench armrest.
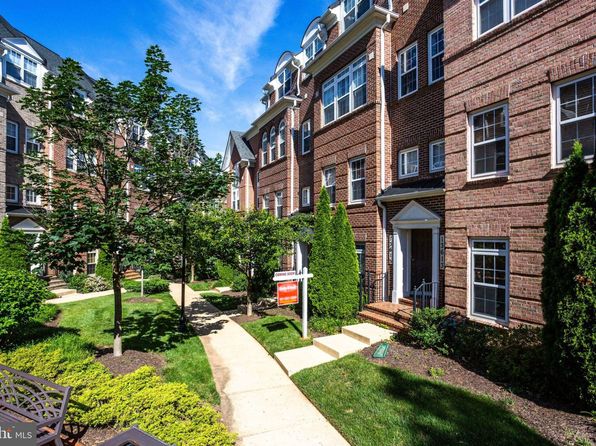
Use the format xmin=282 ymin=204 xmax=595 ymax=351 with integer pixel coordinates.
xmin=37 ymin=417 xmax=63 ymax=429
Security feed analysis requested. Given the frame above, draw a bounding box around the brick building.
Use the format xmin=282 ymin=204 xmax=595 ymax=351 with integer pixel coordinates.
xmin=223 ymin=0 xmax=595 ymax=328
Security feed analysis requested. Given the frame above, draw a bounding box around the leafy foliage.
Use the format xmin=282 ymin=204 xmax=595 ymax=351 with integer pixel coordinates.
xmin=66 ymin=274 xmax=89 ymax=293
xmin=309 ymin=188 xmax=334 ymax=317
xmin=309 ymin=316 xmax=359 ymax=335
xmin=0 ymin=269 xmax=52 ymax=340
xmin=83 ymin=275 xmax=110 ymax=293
xmin=409 ymin=308 xmax=450 ymax=354
xmin=0 ymin=217 xmax=29 ymax=272
xmin=95 ymin=249 xmax=112 ymax=283
xmin=215 ymin=261 xmax=247 ymax=291
xmin=122 ymin=278 xmax=170 ymax=295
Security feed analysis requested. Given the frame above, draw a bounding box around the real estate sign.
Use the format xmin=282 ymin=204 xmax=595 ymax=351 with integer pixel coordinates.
xmin=277 ymin=281 xmax=299 ymax=306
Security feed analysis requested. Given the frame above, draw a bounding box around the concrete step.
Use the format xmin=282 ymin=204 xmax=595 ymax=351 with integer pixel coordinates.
xmin=51 ymin=288 xmax=78 ymax=297
xmin=342 ymin=323 xmax=394 ymax=345
xmin=313 ymin=334 xmax=369 ymax=359
xmin=48 ymin=281 xmax=68 ymax=291
xmin=214 ymin=286 xmax=232 ymax=293
xmin=358 ymin=310 xmax=409 ymax=332
xmin=274 ymin=345 xmax=336 ymax=376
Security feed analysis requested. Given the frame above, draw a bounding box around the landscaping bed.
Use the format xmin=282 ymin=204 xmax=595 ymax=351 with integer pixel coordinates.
xmin=362 ymin=341 xmax=595 ymax=446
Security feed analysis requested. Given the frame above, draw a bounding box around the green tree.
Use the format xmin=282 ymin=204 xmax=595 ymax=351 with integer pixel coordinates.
xmin=309 ymin=188 xmax=334 ymax=317
xmin=330 ymin=203 xmax=360 ymax=319
xmin=0 ymin=217 xmax=29 ymax=272
xmin=95 ymin=248 xmax=113 ymax=284
xmin=200 ymin=209 xmax=293 ymax=315
xmin=21 ymin=47 xmax=229 ymax=356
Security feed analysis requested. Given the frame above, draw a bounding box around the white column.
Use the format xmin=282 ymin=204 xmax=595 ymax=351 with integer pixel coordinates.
xmin=393 ymin=228 xmax=409 ymax=303
xmin=432 ymin=226 xmax=440 ymax=308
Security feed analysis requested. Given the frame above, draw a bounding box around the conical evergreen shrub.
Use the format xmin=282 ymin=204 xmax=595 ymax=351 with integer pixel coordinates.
xmin=309 ymin=188 xmax=334 ymax=317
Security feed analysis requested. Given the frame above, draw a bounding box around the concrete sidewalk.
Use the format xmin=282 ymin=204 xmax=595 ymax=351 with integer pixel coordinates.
xmin=168 ymin=283 xmax=350 ymax=446
xmin=46 ymin=289 xmax=116 ymax=304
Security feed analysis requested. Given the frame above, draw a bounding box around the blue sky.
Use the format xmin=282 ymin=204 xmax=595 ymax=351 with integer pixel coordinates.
xmin=3 ymin=0 xmax=330 ymax=157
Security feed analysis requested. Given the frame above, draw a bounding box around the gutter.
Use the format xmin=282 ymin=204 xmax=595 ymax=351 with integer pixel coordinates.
xmin=376 ymin=188 xmax=445 ymax=203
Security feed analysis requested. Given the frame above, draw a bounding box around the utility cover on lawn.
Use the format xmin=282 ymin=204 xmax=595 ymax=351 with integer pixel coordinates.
xmin=373 ymin=342 xmax=389 ymax=358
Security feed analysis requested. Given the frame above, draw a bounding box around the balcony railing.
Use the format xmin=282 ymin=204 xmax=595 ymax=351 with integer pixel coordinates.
xmin=413 ymin=280 xmax=438 ymax=311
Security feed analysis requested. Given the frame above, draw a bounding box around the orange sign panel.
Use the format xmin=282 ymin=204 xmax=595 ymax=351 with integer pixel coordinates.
xmin=277 ymin=281 xmax=299 ymax=306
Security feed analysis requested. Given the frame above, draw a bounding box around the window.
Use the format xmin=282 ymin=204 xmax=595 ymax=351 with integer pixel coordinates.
xmin=322 ymin=55 xmax=367 ymax=125
xmin=261 ymin=133 xmax=268 ymax=166
xmin=25 ymin=189 xmax=40 ymax=206
xmin=86 ymin=251 xmax=98 ymax=275
xmin=301 ymin=187 xmax=311 ymax=207
xmin=270 ymin=127 xmax=277 ymax=162
xmin=25 ymin=127 xmax=40 ymax=154
xmin=355 ymin=243 xmax=366 ymax=274
xmin=279 ymin=121 xmax=286 ymax=157
xmin=349 ymin=157 xmax=365 ymax=203
xmin=471 ymin=240 xmax=509 ymax=322
xmin=398 ymin=43 xmax=418 ymax=98
xmin=470 ymin=105 xmax=508 ymax=178
xmin=305 ymin=37 xmax=324 ymax=61
xmin=66 ymin=146 xmax=76 ymax=171
xmin=231 ymin=164 xmax=240 ymax=211
xmin=342 ymin=0 xmax=371 ymax=31
xmin=277 ymin=68 xmax=292 ymax=99
xmin=6 ymin=121 xmax=18 ymax=154
xmin=6 ymin=49 xmax=38 ymax=87
xmin=429 ymin=139 xmax=445 ymax=172
xmin=275 ymin=192 xmax=283 ymax=218
xmin=6 ymin=184 xmax=18 ymax=203
xmin=302 ymin=120 xmax=312 ymax=154
xmin=263 ymin=194 xmax=270 ymax=210
xmin=428 ymin=26 xmax=444 ymax=84
xmin=555 ymin=73 xmax=595 ymax=163
xmin=323 ymin=166 xmax=336 ymax=204
xmin=399 ymin=147 xmax=419 ymax=178
xmin=66 ymin=146 xmax=94 ymax=172
xmin=477 ymin=0 xmax=544 ymax=36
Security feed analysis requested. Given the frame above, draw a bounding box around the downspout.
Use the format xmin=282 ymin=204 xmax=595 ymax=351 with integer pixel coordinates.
xmin=290 ymin=101 xmax=296 ymax=213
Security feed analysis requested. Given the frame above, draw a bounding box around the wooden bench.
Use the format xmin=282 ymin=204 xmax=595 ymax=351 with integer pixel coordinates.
xmin=0 ymin=364 xmax=71 ymax=446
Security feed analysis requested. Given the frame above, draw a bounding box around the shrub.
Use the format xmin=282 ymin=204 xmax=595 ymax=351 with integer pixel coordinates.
xmin=95 ymin=249 xmax=113 ymax=284
xmin=215 ymin=261 xmax=247 ymax=291
xmin=122 ymin=278 xmax=169 ymax=295
xmin=0 ymin=217 xmax=29 ymax=272
xmin=67 ymin=274 xmax=89 ymax=293
xmin=83 ymin=275 xmax=110 ymax=293
xmin=409 ymin=308 xmax=450 ymax=354
xmin=309 ymin=188 xmax=334 ymax=318
xmin=310 ymin=316 xmax=358 ymax=335
xmin=0 ymin=269 xmax=52 ymax=340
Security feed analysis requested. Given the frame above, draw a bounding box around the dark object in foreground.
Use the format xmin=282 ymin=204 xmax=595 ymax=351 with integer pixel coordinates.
xmin=100 ymin=426 xmax=170 ymax=446
xmin=0 ymin=364 xmax=71 ymax=445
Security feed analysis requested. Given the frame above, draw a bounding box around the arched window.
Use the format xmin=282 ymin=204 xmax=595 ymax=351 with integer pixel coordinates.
xmin=279 ymin=121 xmax=286 ymax=158
xmin=270 ymin=127 xmax=277 ymax=162
xmin=262 ymin=133 xmax=268 ymax=166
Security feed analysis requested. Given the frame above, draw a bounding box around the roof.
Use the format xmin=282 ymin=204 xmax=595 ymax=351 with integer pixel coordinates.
xmin=0 ymin=15 xmax=95 ymax=95
xmin=230 ymin=131 xmax=255 ymax=162
xmin=377 ymin=178 xmax=445 ymax=202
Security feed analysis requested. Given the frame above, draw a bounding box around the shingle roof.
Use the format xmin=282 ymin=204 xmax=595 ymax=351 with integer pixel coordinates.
xmin=0 ymin=15 xmax=95 ymax=95
xmin=377 ymin=177 xmax=445 ymax=200
xmin=230 ymin=131 xmax=255 ymax=161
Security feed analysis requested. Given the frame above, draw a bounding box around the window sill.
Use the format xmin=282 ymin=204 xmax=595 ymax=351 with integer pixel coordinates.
xmin=429 ymin=167 xmax=445 ymax=173
xmin=398 ymin=89 xmax=418 ymax=100
xmin=467 ymin=172 xmax=509 ymax=183
xmin=6 ymin=75 xmax=36 ymax=90
xmin=319 ymin=102 xmax=371 ymax=132
xmin=6 ymin=150 xmax=19 ymax=155
xmin=347 ymin=201 xmax=366 ymax=209
xmin=468 ymin=313 xmax=509 ymax=328
xmin=398 ymin=173 xmax=419 ymax=180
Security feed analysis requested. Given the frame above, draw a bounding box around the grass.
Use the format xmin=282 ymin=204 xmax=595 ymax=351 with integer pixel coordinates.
xmin=189 ymin=280 xmax=217 ymax=292
xmin=202 ymin=292 xmax=240 ymax=311
xmin=56 ymin=291 xmax=219 ymax=404
xmin=293 ymin=355 xmax=552 ymax=446
xmin=241 ymin=315 xmax=312 ymax=355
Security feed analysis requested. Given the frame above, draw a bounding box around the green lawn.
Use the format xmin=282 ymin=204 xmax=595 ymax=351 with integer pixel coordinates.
xmin=202 ymin=292 xmax=240 ymax=311
xmin=241 ymin=315 xmax=312 ymax=355
xmin=189 ymin=280 xmax=217 ymax=292
xmin=293 ymin=355 xmax=551 ymax=446
xmin=57 ymin=291 xmax=219 ymax=404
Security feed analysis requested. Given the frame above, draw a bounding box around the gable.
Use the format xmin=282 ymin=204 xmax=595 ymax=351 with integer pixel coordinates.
xmin=12 ymin=218 xmax=44 ymax=233
xmin=2 ymin=37 xmax=43 ymax=63
xmin=391 ymin=201 xmax=441 ymax=225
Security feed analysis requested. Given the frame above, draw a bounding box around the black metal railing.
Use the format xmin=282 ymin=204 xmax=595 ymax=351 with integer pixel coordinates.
xmin=413 ymin=280 xmax=439 ymax=311
xmin=359 ymin=271 xmax=387 ymax=310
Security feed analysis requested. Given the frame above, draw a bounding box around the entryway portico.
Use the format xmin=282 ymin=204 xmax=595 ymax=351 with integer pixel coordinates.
xmin=391 ymin=201 xmax=440 ymax=307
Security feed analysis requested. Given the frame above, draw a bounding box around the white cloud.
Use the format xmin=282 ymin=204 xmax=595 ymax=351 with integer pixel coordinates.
xmin=236 ymin=100 xmax=266 ymax=123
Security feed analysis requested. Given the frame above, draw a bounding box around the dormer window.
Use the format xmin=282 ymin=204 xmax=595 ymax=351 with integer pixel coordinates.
xmin=305 ymin=37 xmax=324 ymax=61
xmin=343 ymin=0 xmax=371 ymax=31
xmin=277 ymin=68 xmax=292 ymax=99
xmin=6 ymin=49 xmax=38 ymax=87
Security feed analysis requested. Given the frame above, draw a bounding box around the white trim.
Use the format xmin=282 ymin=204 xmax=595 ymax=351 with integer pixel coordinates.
xmin=262 ymin=194 xmax=270 ymax=210
xmin=6 ymin=120 xmax=19 ymax=154
xmin=398 ymin=146 xmax=419 ymax=179
xmin=427 ymin=25 xmax=444 ymax=85
xmin=468 ymin=103 xmax=509 ymax=180
xmin=278 ymin=120 xmax=287 ymax=158
xmin=377 ymin=187 xmax=445 ymax=203
xmin=475 ymin=0 xmax=546 ymax=39
xmin=6 ymin=184 xmax=18 ymax=203
xmin=302 ymin=120 xmax=312 ymax=154
xmin=301 ymin=186 xmax=311 ymax=207
xmin=24 ymin=188 xmax=41 ymax=206
xmin=12 ymin=218 xmax=44 ymax=234
xmin=275 ymin=191 xmax=283 ymax=218
xmin=261 ymin=133 xmax=268 ymax=166
xmin=270 ymin=126 xmax=277 ymax=162
xmin=340 ymin=0 xmax=372 ymax=34
xmin=398 ymin=42 xmax=418 ymax=99
xmin=323 ymin=166 xmax=337 ymax=204
xmin=25 ymin=126 xmax=40 ymax=154
xmin=429 ymin=139 xmax=445 ymax=172
xmin=348 ymin=156 xmax=366 ymax=204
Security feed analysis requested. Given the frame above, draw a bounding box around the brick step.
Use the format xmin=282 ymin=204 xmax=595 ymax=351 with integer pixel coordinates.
xmin=358 ymin=310 xmax=409 ymax=332
xmin=363 ymin=304 xmax=413 ymax=322
xmin=48 ymin=280 xmax=68 ymax=291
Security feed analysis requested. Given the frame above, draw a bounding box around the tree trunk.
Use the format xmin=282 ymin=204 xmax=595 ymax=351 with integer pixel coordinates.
xmin=246 ymin=278 xmax=253 ymax=316
xmin=190 ymin=263 xmax=195 ymax=283
xmin=112 ymin=257 xmax=123 ymax=357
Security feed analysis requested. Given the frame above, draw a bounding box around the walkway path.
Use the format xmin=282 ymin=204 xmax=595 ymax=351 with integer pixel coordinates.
xmin=46 ymin=289 xmax=115 ymax=304
xmin=168 ymin=283 xmax=350 ymax=446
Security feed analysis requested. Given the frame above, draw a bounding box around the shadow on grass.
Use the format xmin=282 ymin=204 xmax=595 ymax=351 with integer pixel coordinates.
xmin=263 ymin=319 xmax=302 ymax=337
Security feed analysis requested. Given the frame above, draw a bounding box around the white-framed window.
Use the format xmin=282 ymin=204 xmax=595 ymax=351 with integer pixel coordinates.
xmin=323 ymin=166 xmax=336 ymax=204
xmin=66 ymin=146 xmax=76 ymax=171
xmin=476 ymin=0 xmax=544 ymax=37
xmin=86 ymin=250 xmax=98 ymax=275
xmin=6 ymin=49 xmax=38 ymax=87
xmin=6 ymin=121 xmax=18 ymax=154
xmin=355 ymin=243 xmax=366 ymax=274
xmin=301 ymin=186 xmax=311 ymax=207
xmin=322 ymin=55 xmax=367 ymax=125
xmin=342 ymin=0 xmax=371 ymax=31
xmin=24 ymin=189 xmax=40 ymax=206
xmin=275 ymin=191 xmax=283 ymax=219
xmin=469 ymin=104 xmax=509 ymax=178
xmin=302 ymin=120 xmax=312 ymax=154
xmin=66 ymin=146 xmax=94 ymax=172
xmin=270 ymin=127 xmax=277 ymax=162
xmin=399 ymin=147 xmax=419 ymax=178
xmin=263 ymin=194 xmax=270 ymax=210
xmin=429 ymin=139 xmax=445 ymax=172
xmin=398 ymin=42 xmax=418 ymax=98
xmin=6 ymin=184 xmax=18 ymax=203
xmin=261 ymin=133 xmax=268 ymax=166
xmin=428 ymin=26 xmax=444 ymax=84
xmin=279 ymin=121 xmax=286 ymax=157
xmin=349 ymin=157 xmax=365 ymax=203
xmin=305 ymin=37 xmax=324 ymax=61
xmin=555 ymin=73 xmax=595 ymax=164
xmin=470 ymin=239 xmax=509 ymax=323
xmin=25 ymin=127 xmax=40 ymax=154
xmin=231 ymin=164 xmax=240 ymax=211
xmin=277 ymin=68 xmax=292 ymax=99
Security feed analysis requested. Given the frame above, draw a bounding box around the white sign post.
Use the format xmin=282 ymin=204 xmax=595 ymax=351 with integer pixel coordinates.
xmin=274 ymin=267 xmax=313 ymax=339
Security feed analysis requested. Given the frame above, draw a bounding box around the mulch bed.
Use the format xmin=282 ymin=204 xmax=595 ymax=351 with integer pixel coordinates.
xmin=63 ymin=425 xmax=120 ymax=446
xmin=96 ymin=349 xmax=166 ymax=376
xmin=126 ymin=297 xmax=161 ymax=304
xmin=362 ymin=341 xmax=595 ymax=446
xmin=220 ymin=291 xmax=247 ymax=299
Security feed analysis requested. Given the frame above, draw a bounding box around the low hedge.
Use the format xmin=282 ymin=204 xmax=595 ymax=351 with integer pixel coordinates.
xmin=122 ymin=278 xmax=169 ymax=295
xmin=0 ymin=336 xmax=235 ymax=445
xmin=66 ymin=274 xmax=110 ymax=294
